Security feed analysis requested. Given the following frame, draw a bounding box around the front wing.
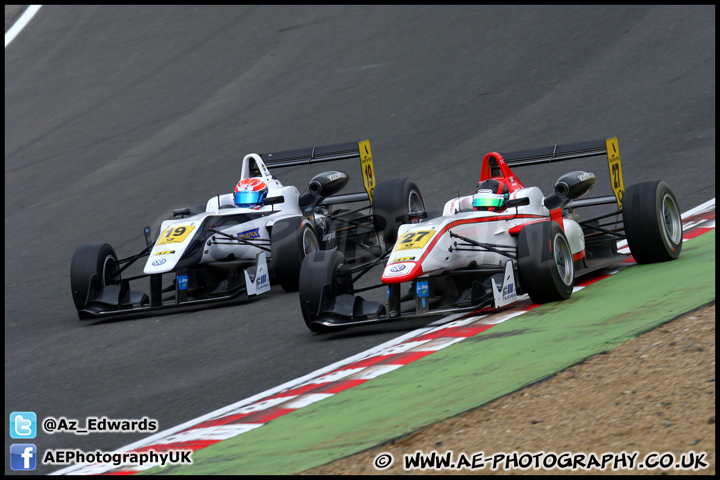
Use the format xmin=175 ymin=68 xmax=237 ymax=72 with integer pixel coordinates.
xmin=77 ymin=252 xmax=271 ymax=320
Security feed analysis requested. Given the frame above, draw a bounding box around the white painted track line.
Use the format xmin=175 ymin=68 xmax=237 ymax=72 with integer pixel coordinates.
xmin=5 ymin=5 xmax=42 ymax=48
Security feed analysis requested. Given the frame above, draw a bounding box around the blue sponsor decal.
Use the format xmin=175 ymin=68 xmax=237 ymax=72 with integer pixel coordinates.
xmin=390 ymin=264 xmax=406 ymax=273
xmin=416 ymin=280 xmax=429 ymax=298
xmin=151 ymin=258 xmax=166 ymax=266
xmin=177 ymin=275 xmax=189 ymax=290
xmin=237 ymin=228 xmax=260 ymax=239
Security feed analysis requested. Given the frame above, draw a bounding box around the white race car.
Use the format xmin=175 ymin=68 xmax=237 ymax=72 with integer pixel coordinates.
xmin=70 ymin=140 xmax=425 ymax=320
xmin=298 ymin=137 xmax=683 ymax=332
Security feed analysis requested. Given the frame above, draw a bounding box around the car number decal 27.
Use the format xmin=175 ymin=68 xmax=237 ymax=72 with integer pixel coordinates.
xmin=157 ymin=225 xmax=196 ymax=245
xmin=395 ymin=230 xmax=435 ymax=251
xmin=606 ymin=137 xmax=625 ymax=210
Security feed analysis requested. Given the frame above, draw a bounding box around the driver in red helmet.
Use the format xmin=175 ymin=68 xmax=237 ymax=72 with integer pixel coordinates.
xmin=234 ymin=178 xmax=268 ymax=209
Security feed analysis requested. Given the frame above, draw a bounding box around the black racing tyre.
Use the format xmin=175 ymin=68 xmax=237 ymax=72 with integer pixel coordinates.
xmin=70 ymin=243 xmax=120 ymax=311
xmin=271 ymin=217 xmax=320 ymax=292
xmin=517 ymin=221 xmax=574 ymax=304
xmin=298 ymin=250 xmax=352 ymax=332
xmin=623 ymin=180 xmax=683 ymax=264
xmin=372 ymin=178 xmax=425 ymax=245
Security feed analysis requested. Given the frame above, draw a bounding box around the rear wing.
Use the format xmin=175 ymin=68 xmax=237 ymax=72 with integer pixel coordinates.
xmin=495 ymin=137 xmax=625 ymax=210
xmin=258 ymin=140 xmax=377 ymax=204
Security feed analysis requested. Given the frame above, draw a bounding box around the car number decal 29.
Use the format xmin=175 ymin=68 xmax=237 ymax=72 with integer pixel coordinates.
xmin=358 ymin=140 xmax=375 ymax=204
xmin=157 ymin=225 xmax=196 ymax=245
xmin=395 ymin=230 xmax=435 ymax=251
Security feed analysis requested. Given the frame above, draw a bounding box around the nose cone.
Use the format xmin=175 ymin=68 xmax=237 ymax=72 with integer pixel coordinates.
xmin=381 ymin=261 xmax=423 ymax=284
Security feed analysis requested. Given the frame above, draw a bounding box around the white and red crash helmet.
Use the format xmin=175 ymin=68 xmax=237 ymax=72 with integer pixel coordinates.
xmin=234 ymin=178 xmax=268 ymax=208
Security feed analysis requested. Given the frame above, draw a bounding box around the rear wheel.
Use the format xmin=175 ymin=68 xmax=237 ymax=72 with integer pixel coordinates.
xmin=517 ymin=221 xmax=574 ymax=304
xmin=271 ymin=217 xmax=320 ymax=292
xmin=70 ymin=243 xmax=120 ymax=317
xmin=298 ymin=250 xmax=352 ymax=332
xmin=372 ymin=178 xmax=425 ymax=245
xmin=623 ymin=180 xmax=682 ymax=264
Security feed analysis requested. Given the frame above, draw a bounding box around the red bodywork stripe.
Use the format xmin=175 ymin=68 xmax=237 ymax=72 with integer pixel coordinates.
xmin=382 ymin=214 xmax=545 ymax=284
xmin=550 ymin=208 xmax=564 ymax=231
xmin=508 ymin=218 xmax=550 ymax=235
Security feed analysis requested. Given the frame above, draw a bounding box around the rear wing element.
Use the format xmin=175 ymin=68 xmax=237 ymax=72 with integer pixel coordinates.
xmin=258 ymin=140 xmax=377 ymax=203
xmin=494 ymin=137 xmax=625 ymax=210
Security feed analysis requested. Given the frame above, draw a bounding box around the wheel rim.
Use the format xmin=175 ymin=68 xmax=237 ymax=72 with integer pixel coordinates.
xmin=407 ymin=190 xmax=424 ymax=221
xmin=102 ymin=255 xmax=119 ymax=286
xmin=553 ymin=233 xmax=574 ymax=287
xmin=302 ymin=228 xmax=319 ymax=256
xmin=661 ymin=193 xmax=682 ymax=245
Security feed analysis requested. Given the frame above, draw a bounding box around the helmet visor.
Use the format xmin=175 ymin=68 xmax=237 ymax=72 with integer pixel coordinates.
xmin=473 ymin=193 xmax=506 ymax=209
xmin=234 ymin=191 xmax=264 ymax=206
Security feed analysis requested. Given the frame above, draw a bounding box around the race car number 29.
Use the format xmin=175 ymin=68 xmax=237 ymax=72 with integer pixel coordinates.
xmin=157 ymin=226 xmax=196 ymax=245
xmin=359 ymin=140 xmax=376 ymax=204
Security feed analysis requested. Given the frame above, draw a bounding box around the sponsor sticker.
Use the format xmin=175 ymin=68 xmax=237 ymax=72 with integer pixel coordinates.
xmin=255 ymin=273 xmax=270 ymax=294
xmin=383 ymin=262 xmax=415 ymax=278
xmin=395 ymin=230 xmax=436 ymax=251
xmin=416 ymin=281 xmax=429 ymax=298
xmin=606 ymin=137 xmax=624 ymax=209
xmin=177 ymin=275 xmax=188 ymax=290
xmin=151 ymin=259 xmax=166 ymax=266
xmin=237 ymin=228 xmax=260 ymax=239
xmin=157 ymin=226 xmax=195 ymax=245
xmin=359 ymin=140 xmax=375 ymax=203
xmin=503 ymin=282 xmax=515 ymax=302
xmin=153 ymin=250 xmax=175 ymax=256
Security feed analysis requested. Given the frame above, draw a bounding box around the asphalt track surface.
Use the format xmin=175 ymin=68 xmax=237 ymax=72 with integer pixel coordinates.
xmin=4 ymin=5 xmax=715 ymax=475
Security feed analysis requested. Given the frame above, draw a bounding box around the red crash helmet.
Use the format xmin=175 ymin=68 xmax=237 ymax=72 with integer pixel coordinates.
xmin=473 ymin=179 xmax=509 ymax=212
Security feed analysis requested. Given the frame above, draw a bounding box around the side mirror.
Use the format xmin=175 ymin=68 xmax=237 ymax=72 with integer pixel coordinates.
xmin=264 ymin=195 xmax=284 ymax=205
xmin=507 ymin=197 xmax=530 ymax=208
xmin=408 ymin=210 xmax=428 ymax=221
xmin=544 ymin=171 xmax=597 ymax=210
xmin=173 ymin=207 xmax=192 ymax=218
xmin=308 ymin=171 xmax=350 ymax=198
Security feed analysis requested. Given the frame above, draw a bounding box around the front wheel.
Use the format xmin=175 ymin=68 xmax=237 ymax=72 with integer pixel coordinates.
xmin=70 ymin=243 xmax=120 ymax=317
xmin=271 ymin=217 xmax=320 ymax=292
xmin=298 ymin=250 xmax=352 ymax=332
xmin=623 ymin=180 xmax=682 ymax=264
xmin=372 ymin=178 xmax=425 ymax=245
xmin=517 ymin=221 xmax=574 ymax=304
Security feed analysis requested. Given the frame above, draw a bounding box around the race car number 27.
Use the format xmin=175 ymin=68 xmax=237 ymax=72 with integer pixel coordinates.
xmin=605 ymin=137 xmax=625 ymax=210
xmin=157 ymin=225 xmax=196 ymax=245
xmin=395 ymin=230 xmax=435 ymax=251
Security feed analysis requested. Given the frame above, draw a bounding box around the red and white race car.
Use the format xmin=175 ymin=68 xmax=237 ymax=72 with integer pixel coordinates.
xmin=298 ymin=137 xmax=683 ymax=332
